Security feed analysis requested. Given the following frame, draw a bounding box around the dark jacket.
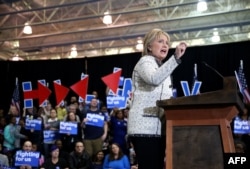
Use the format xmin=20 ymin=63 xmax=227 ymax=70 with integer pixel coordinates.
xmin=69 ymin=150 xmax=92 ymax=169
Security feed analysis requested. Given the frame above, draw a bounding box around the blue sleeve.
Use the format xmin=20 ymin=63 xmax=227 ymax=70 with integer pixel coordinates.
xmin=103 ymin=155 xmax=109 ymax=169
xmin=122 ymin=155 xmax=130 ymax=169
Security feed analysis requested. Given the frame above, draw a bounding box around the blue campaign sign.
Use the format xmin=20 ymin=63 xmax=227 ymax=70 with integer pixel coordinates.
xmin=59 ymin=122 xmax=77 ymax=135
xmin=181 ymin=81 xmax=202 ymax=96
xmin=180 ymin=81 xmax=190 ymax=96
xmin=22 ymin=82 xmax=32 ymax=91
xmin=43 ymin=130 xmax=59 ymax=143
xmin=24 ymin=99 xmax=33 ymax=109
xmin=106 ymin=77 xmax=132 ymax=109
xmin=85 ymin=94 xmax=95 ymax=104
xmin=25 ymin=119 xmax=42 ymax=130
xmin=107 ymin=95 xmax=127 ymax=109
xmin=22 ymin=81 xmax=34 ymax=108
xmin=14 ymin=151 xmax=40 ymax=167
xmin=234 ymin=116 xmax=250 ymax=134
xmin=191 ymin=81 xmax=202 ymax=95
xmin=85 ymin=113 xmax=105 ymax=127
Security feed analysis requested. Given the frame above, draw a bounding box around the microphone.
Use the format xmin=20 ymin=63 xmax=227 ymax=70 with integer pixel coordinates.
xmin=202 ymin=61 xmax=224 ymax=79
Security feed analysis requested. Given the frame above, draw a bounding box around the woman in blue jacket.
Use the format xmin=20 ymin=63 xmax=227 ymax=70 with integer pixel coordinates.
xmin=103 ymin=143 xmax=130 ymax=169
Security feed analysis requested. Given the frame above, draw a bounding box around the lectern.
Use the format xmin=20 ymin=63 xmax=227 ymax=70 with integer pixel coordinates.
xmin=157 ymin=76 xmax=244 ymax=169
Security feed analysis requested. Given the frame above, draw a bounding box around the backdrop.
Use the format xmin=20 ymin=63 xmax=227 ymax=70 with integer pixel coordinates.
xmin=0 ymin=40 xmax=249 ymax=112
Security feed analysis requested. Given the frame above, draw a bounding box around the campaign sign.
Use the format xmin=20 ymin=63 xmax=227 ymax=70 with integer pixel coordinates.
xmin=233 ymin=116 xmax=250 ymax=134
xmin=15 ymin=151 xmax=40 ymax=167
xmin=85 ymin=113 xmax=104 ymax=127
xmin=43 ymin=130 xmax=59 ymax=143
xmin=59 ymin=122 xmax=77 ymax=135
xmin=25 ymin=119 xmax=42 ymax=130
xmin=107 ymin=95 xmax=127 ymax=109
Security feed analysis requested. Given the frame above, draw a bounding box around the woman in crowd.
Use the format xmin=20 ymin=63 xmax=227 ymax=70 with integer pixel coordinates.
xmin=40 ymin=145 xmax=68 ymax=169
xmin=103 ymin=143 xmax=130 ymax=169
xmin=92 ymin=150 xmax=105 ymax=169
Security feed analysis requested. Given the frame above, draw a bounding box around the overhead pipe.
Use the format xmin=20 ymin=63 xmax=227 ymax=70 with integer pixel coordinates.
xmin=0 ymin=0 xmax=100 ymax=16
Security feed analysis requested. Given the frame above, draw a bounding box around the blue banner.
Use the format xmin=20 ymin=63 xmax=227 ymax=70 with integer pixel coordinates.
xmin=14 ymin=151 xmax=40 ymax=167
xmin=59 ymin=122 xmax=77 ymax=135
xmin=107 ymin=95 xmax=127 ymax=109
xmin=43 ymin=130 xmax=59 ymax=143
xmin=234 ymin=116 xmax=250 ymax=134
xmin=25 ymin=119 xmax=42 ymax=130
xmin=85 ymin=113 xmax=104 ymax=127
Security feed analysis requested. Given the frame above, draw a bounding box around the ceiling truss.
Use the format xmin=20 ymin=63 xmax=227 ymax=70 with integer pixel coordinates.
xmin=0 ymin=0 xmax=249 ymax=60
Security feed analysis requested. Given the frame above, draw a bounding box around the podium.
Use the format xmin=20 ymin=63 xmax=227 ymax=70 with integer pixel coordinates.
xmin=157 ymin=77 xmax=244 ymax=169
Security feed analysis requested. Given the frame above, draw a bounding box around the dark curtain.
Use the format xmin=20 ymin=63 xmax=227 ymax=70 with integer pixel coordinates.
xmin=0 ymin=40 xmax=249 ymax=112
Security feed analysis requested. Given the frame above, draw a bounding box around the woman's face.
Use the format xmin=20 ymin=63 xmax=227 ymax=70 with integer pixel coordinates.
xmin=51 ymin=148 xmax=59 ymax=157
xmin=111 ymin=144 xmax=120 ymax=155
xmin=148 ymin=34 xmax=169 ymax=61
xmin=50 ymin=109 xmax=57 ymax=118
xmin=97 ymin=151 xmax=104 ymax=160
xmin=69 ymin=112 xmax=76 ymax=121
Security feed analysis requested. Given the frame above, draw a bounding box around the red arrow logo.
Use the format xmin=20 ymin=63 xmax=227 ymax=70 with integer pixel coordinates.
xmin=53 ymin=82 xmax=69 ymax=106
xmin=101 ymin=69 xmax=121 ymax=94
xmin=70 ymin=76 xmax=89 ymax=99
xmin=23 ymin=81 xmax=51 ymax=106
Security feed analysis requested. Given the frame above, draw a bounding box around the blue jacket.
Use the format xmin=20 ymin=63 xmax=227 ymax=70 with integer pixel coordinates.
xmin=103 ymin=154 xmax=130 ymax=169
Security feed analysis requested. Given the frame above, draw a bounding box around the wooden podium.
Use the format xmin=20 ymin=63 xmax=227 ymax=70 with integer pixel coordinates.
xmin=157 ymin=77 xmax=244 ymax=169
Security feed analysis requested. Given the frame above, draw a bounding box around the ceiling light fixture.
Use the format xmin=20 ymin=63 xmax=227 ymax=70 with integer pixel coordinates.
xmin=197 ymin=0 xmax=208 ymax=12
xmin=23 ymin=22 xmax=32 ymax=34
xmin=70 ymin=46 xmax=78 ymax=58
xmin=12 ymin=54 xmax=24 ymax=61
xmin=103 ymin=11 xmax=112 ymax=25
xmin=211 ymin=31 xmax=220 ymax=42
xmin=136 ymin=38 xmax=143 ymax=51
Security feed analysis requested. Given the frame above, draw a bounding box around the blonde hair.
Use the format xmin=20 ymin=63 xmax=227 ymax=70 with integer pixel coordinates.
xmin=142 ymin=28 xmax=170 ymax=56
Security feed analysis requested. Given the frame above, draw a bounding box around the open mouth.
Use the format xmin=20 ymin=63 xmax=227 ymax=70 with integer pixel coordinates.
xmin=160 ymin=49 xmax=167 ymax=54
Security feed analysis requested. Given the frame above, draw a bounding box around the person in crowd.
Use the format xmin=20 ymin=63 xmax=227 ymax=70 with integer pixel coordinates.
xmin=78 ymin=100 xmax=88 ymax=118
xmin=14 ymin=117 xmax=28 ymax=151
xmin=92 ymin=90 xmax=104 ymax=109
xmin=109 ymin=109 xmax=128 ymax=155
xmin=56 ymin=101 xmax=67 ymax=121
xmin=127 ymin=28 xmax=187 ymax=169
xmin=103 ymin=143 xmax=130 ymax=169
xmin=38 ymin=101 xmax=52 ymax=124
xmin=32 ymin=143 xmax=45 ymax=167
xmin=61 ymin=112 xmax=82 ymax=153
xmin=0 ymin=143 xmax=9 ymax=167
xmin=14 ymin=140 xmax=34 ymax=169
xmin=92 ymin=150 xmax=105 ymax=169
xmin=82 ymin=98 xmax=108 ymax=157
xmin=72 ymin=101 xmax=84 ymax=122
xmin=63 ymin=104 xmax=81 ymax=122
xmin=3 ymin=115 xmax=17 ymax=165
xmin=40 ymin=145 xmax=69 ymax=169
xmin=68 ymin=141 xmax=92 ymax=169
xmin=234 ymin=139 xmax=246 ymax=153
xmin=23 ymin=106 xmax=44 ymax=153
xmin=54 ymin=139 xmax=69 ymax=162
xmin=18 ymin=118 xmax=29 ymax=148
xmin=66 ymin=96 xmax=78 ymax=112
xmin=43 ymin=108 xmax=60 ymax=158
xmin=0 ymin=117 xmax=6 ymax=145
